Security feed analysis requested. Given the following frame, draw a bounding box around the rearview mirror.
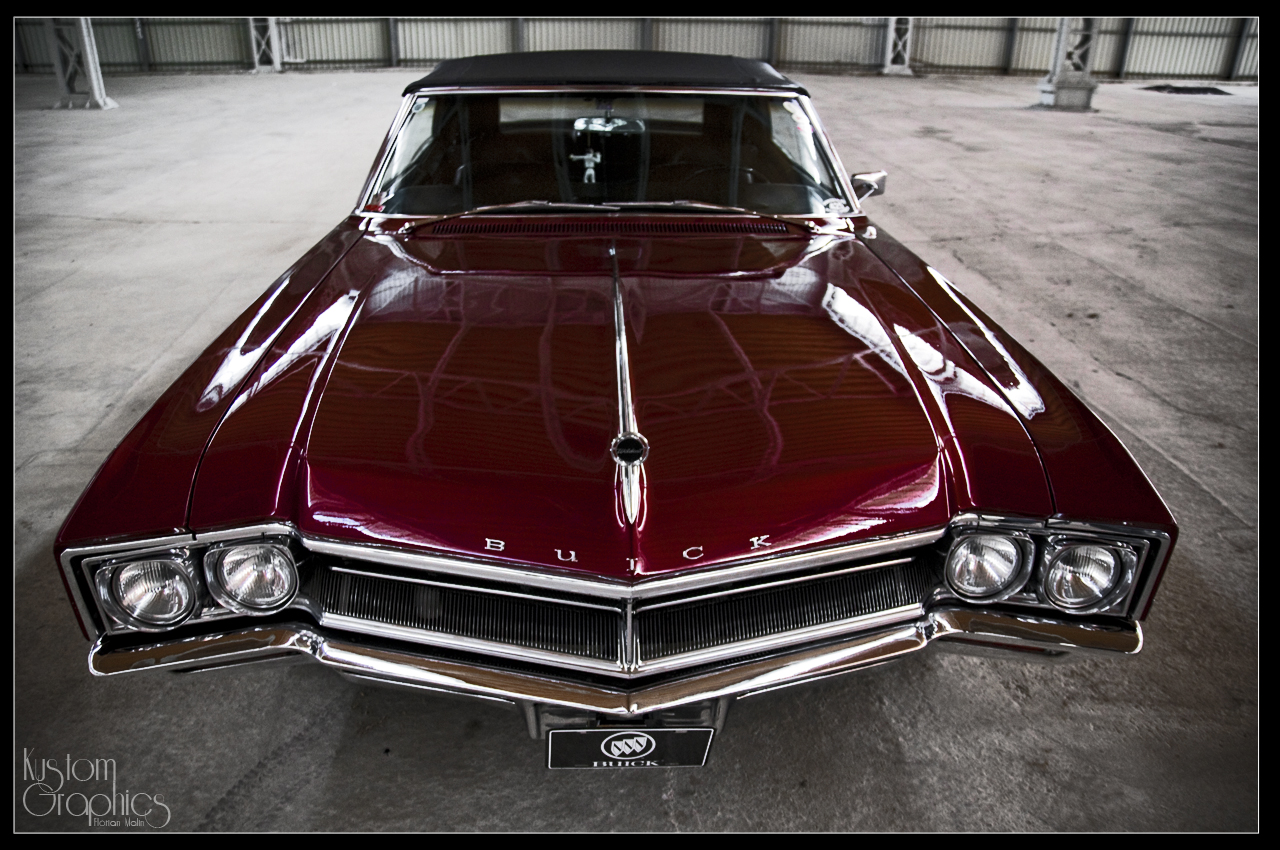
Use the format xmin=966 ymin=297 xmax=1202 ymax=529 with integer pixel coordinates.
xmin=851 ymin=170 xmax=887 ymax=201
xmin=573 ymin=116 xmax=646 ymax=134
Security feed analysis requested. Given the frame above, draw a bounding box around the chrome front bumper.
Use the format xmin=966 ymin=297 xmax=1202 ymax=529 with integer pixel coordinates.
xmin=88 ymin=607 xmax=1141 ymax=715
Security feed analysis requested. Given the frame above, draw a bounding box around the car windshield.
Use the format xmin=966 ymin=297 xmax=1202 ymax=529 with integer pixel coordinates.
xmin=368 ymin=92 xmax=850 ymax=216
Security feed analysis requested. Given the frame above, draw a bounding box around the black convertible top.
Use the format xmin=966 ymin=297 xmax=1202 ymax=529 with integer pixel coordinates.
xmin=402 ymin=50 xmax=807 ymax=96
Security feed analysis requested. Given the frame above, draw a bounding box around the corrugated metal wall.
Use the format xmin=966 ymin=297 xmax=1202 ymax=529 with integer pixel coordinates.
xmin=279 ymin=17 xmax=388 ymax=68
xmin=1126 ymin=18 xmax=1239 ymax=79
xmin=777 ymin=18 xmax=884 ymax=72
xmin=13 ymin=17 xmax=1259 ymax=81
xmin=914 ymin=18 xmax=1014 ymax=73
xmin=657 ymin=17 xmax=771 ymax=59
xmin=526 ymin=18 xmax=642 ymax=53
xmin=398 ymin=19 xmax=512 ymax=64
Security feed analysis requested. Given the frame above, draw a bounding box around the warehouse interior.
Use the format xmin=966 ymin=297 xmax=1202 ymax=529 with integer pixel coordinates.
xmin=15 ymin=18 xmax=1257 ymax=832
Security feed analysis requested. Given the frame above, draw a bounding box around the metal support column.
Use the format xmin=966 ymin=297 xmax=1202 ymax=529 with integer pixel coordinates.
xmin=1115 ymin=17 xmax=1135 ymax=79
xmin=387 ymin=18 xmax=400 ymax=67
xmin=881 ymin=17 xmax=913 ymax=76
xmin=133 ymin=18 xmax=152 ymax=72
xmin=511 ymin=18 xmax=526 ymax=52
xmin=1225 ymin=17 xmax=1251 ymax=81
xmin=766 ymin=18 xmax=781 ymax=67
xmin=247 ymin=17 xmax=282 ymax=72
xmin=1037 ymin=17 xmax=1097 ymax=110
xmin=44 ymin=18 xmax=118 ymax=109
xmin=16 ymin=24 xmax=30 ymax=72
xmin=640 ymin=18 xmax=654 ymax=51
xmin=1002 ymin=18 xmax=1019 ymax=75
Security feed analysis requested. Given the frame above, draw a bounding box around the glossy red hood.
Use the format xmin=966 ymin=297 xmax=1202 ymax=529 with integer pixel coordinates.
xmin=189 ymin=226 xmax=1051 ymax=581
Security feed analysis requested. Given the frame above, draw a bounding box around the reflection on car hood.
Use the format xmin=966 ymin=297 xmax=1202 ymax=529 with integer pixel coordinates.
xmin=191 ymin=228 xmax=1051 ymax=582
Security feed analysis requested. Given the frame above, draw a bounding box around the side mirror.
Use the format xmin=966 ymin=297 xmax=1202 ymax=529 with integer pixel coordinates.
xmin=851 ymin=170 xmax=887 ymax=202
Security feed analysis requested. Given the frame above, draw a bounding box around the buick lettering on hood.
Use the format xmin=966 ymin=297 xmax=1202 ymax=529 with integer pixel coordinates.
xmin=56 ymin=51 xmax=1176 ymax=769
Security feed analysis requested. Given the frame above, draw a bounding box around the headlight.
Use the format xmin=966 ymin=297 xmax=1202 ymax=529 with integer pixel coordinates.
xmin=205 ymin=543 xmax=298 ymax=614
xmin=104 ymin=558 xmax=198 ymax=630
xmin=945 ymin=534 xmax=1031 ymax=602
xmin=1041 ymin=541 xmax=1135 ymax=613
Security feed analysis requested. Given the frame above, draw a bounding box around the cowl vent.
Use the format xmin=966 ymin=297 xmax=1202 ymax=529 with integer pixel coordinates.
xmin=423 ymin=219 xmax=796 ymax=237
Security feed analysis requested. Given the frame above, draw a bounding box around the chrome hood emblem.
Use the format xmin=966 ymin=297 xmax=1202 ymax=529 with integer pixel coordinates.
xmin=610 ymin=244 xmax=648 ymax=526
xmin=610 ymin=433 xmax=649 ymax=465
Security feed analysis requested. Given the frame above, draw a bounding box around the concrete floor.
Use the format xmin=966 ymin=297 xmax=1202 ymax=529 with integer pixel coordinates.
xmin=15 ymin=71 xmax=1257 ymax=831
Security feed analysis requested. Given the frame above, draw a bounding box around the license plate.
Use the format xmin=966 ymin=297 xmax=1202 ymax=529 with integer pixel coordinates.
xmin=547 ymin=728 xmax=715 ymax=769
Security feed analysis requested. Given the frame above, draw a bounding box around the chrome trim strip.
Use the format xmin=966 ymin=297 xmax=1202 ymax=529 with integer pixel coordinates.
xmin=929 ymin=607 xmax=1143 ymax=655
xmin=619 ymin=463 xmax=643 ymax=526
xmin=303 ymin=537 xmax=629 ymax=597
xmin=610 ymin=243 xmax=647 ymax=526
xmin=1130 ymin=529 xmax=1173 ymax=618
xmin=62 ymin=534 xmax=195 ymax=566
xmin=328 ymin=565 xmax=623 ymax=613
xmin=797 ymin=95 xmax=860 ymax=216
xmin=301 ymin=527 xmax=946 ymax=601
xmin=611 ymin=243 xmax=635 ymax=431
xmin=356 ymin=93 xmax=417 ymax=213
xmin=193 ymin=522 xmax=295 ymax=544
xmin=627 ymin=528 xmax=946 ymax=598
xmin=637 ymin=603 xmax=923 ymax=675
xmin=340 ymin=673 xmax=517 ymax=706
xmin=319 ymin=602 xmax=923 ymax=679
xmin=636 ymin=557 xmax=914 ymax=611
xmin=356 ymin=210 xmax=829 ymax=223
xmin=401 ymin=86 xmax=808 ymax=97
xmin=950 ymin=512 xmax=1046 ymax=531
xmin=320 ymin=613 xmax=624 ymax=675
xmin=735 ymin=659 xmax=904 ymax=700
xmin=88 ymin=607 xmax=1140 ymax=714
xmin=622 ymin=599 xmax=636 ymax=671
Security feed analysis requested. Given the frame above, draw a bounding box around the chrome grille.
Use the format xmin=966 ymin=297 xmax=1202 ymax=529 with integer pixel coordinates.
xmin=637 ymin=559 xmax=935 ymax=660
xmin=302 ymin=567 xmax=620 ymax=661
xmin=301 ymin=551 xmax=940 ymax=674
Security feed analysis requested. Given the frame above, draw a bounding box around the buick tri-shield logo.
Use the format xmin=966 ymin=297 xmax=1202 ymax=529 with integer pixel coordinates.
xmin=600 ymin=731 xmax=656 ymax=759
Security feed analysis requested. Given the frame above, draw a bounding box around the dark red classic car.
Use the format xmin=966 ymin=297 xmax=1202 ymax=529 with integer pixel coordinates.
xmin=57 ymin=51 xmax=1175 ymax=768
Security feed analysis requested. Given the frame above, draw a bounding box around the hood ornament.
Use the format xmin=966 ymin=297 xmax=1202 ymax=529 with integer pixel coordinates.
xmin=610 ymin=433 xmax=649 ymax=465
xmin=609 ymin=244 xmax=648 ymax=525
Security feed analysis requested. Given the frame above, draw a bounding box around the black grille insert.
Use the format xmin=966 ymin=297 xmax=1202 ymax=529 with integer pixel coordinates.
xmin=302 ymin=567 xmax=620 ymax=661
xmin=637 ymin=559 xmax=936 ymax=660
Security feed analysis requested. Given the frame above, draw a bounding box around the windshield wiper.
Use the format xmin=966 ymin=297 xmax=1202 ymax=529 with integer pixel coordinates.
xmin=391 ymin=199 xmax=764 ymax=237
xmin=467 ymin=201 xmax=621 ymax=214
xmin=607 ymin=201 xmax=757 ymax=215
xmin=476 ymin=200 xmax=757 ymax=215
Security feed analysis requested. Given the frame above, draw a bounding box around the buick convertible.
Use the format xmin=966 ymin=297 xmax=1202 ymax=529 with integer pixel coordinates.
xmin=56 ymin=51 xmax=1176 ymax=769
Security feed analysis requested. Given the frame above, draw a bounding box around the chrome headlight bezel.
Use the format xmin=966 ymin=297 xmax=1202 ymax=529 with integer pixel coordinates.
xmin=944 ymin=532 xmax=1035 ymax=604
xmin=203 ymin=540 xmax=299 ymax=615
xmin=94 ymin=553 xmax=201 ymax=632
xmin=1037 ymin=537 xmax=1138 ymax=615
